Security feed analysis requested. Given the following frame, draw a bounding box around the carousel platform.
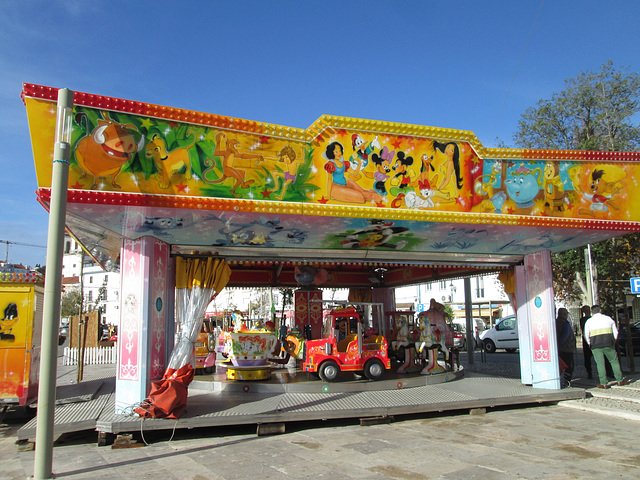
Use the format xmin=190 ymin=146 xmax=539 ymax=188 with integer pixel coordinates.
xmin=17 ymin=360 xmax=585 ymax=442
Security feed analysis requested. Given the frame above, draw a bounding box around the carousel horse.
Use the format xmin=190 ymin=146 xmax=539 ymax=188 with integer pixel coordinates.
xmin=393 ymin=315 xmax=421 ymax=373
xmin=417 ymin=310 xmax=450 ymax=375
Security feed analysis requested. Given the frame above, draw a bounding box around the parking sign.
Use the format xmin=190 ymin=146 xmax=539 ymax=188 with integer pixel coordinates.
xmin=630 ymin=277 xmax=640 ymax=294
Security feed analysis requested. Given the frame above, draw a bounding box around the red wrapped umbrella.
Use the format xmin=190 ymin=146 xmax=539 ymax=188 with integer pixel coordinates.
xmin=135 ymin=258 xmax=230 ymax=419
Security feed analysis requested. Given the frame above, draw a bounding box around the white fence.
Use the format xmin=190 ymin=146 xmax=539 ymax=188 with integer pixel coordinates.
xmin=62 ymin=346 xmax=117 ymax=366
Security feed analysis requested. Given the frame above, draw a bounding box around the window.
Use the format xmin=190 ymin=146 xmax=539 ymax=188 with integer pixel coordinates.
xmin=65 ymin=241 xmax=71 ymax=254
xmin=88 ymin=290 xmax=93 ymax=302
xmin=440 ymin=281 xmax=447 ymax=290
xmin=425 ymin=283 xmax=432 ymax=292
xmin=104 ymin=276 xmax=108 ymax=284
xmin=89 ymin=276 xmax=93 ymax=284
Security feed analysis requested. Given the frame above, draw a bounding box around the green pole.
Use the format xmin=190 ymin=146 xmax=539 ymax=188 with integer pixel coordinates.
xmin=34 ymin=88 xmax=73 ymax=480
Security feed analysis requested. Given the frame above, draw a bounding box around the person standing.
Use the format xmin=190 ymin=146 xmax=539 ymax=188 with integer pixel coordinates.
xmin=583 ymin=305 xmax=630 ymax=389
xmin=556 ymin=308 xmax=576 ymax=387
xmin=579 ymin=305 xmax=593 ymax=379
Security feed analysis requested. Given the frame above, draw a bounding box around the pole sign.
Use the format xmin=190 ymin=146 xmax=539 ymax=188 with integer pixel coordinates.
xmin=417 ymin=303 xmax=425 ymax=313
xmin=630 ymin=277 xmax=640 ymax=294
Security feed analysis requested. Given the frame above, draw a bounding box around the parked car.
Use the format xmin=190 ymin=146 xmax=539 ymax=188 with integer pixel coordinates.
xmin=450 ymin=322 xmax=475 ymax=350
xmin=479 ymin=315 xmax=518 ymax=353
xmin=617 ymin=320 xmax=640 ymax=356
xmin=58 ymin=325 xmax=69 ymax=345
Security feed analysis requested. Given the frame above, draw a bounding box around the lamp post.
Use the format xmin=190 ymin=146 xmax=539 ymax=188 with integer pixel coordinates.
xmin=34 ymin=88 xmax=73 ymax=480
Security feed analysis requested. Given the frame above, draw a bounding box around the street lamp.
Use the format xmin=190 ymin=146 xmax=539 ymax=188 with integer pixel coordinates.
xmin=34 ymin=88 xmax=73 ymax=480
xmin=449 ymin=281 xmax=456 ymax=303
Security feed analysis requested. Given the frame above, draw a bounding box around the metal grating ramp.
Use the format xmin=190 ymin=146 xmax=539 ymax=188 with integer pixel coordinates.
xmin=19 ymin=368 xmax=585 ymax=440
xmin=18 ymin=377 xmax=115 ymax=440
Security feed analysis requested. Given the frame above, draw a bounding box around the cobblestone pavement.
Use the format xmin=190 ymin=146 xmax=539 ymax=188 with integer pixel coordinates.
xmin=3 ymin=397 xmax=640 ymax=479
xmin=1 ymin=350 xmax=638 ymax=479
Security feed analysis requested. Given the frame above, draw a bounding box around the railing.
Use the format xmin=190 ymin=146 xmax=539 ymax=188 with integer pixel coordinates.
xmin=62 ymin=346 xmax=117 ymax=365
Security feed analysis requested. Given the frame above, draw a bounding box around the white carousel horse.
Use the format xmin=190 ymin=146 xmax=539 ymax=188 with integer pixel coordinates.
xmin=418 ymin=310 xmax=450 ymax=375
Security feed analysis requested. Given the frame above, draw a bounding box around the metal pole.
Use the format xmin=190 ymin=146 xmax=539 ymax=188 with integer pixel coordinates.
xmin=464 ymin=277 xmax=473 ymax=364
xmin=34 ymin=88 xmax=73 ymax=480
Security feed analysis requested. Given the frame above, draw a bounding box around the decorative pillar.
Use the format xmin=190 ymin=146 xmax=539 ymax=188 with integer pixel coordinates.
xmin=372 ymin=287 xmax=395 ymax=312
xmin=294 ymin=288 xmax=323 ymax=339
xmin=115 ymin=236 xmax=175 ymax=413
xmin=516 ymin=250 xmax=560 ymax=389
xmin=372 ymin=287 xmax=395 ymax=336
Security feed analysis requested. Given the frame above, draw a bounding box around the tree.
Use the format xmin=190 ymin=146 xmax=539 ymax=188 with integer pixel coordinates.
xmin=60 ymin=287 xmax=83 ymax=318
xmin=278 ymin=287 xmax=294 ymax=329
xmin=514 ymin=61 xmax=640 ymax=309
xmin=514 ymin=61 xmax=640 ymax=151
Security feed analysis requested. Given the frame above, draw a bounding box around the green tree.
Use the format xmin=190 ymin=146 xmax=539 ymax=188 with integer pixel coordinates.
xmin=60 ymin=287 xmax=83 ymax=318
xmin=514 ymin=61 xmax=640 ymax=308
xmin=514 ymin=61 xmax=640 ymax=151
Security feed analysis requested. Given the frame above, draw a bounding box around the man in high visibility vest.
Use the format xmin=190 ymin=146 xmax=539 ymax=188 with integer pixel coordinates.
xmin=583 ymin=305 xmax=630 ymax=389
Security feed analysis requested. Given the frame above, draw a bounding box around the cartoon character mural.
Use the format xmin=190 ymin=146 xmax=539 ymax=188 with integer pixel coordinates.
xmin=569 ymin=164 xmax=626 ymax=216
xmin=258 ymin=145 xmax=302 ymax=200
xmin=203 ymin=132 xmax=264 ymax=198
xmin=390 ymin=151 xmax=414 ymax=193
xmin=323 ymin=141 xmax=383 ymax=204
xmin=432 ymin=141 xmax=462 ymax=202
xmin=364 ymin=146 xmax=394 ymax=197
xmin=505 ymin=163 xmax=542 ymax=209
xmin=212 ymin=216 xmax=308 ymax=248
xmin=145 ymin=130 xmax=196 ymax=189
xmin=74 ymin=112 xmax=145 ymax=189
xmin=1 ymin=303 xmax=19 ymax=341
xmin=336 ymin=220 xmax=409 ymax=250
xmin=403 ymin=181 xmax=435 ymax=209
xmin=542 ymin=161 xmax=566 ymax=213
xmin=474 ymin=162 xmax=507 ymax=213
xmin=115 ymin=211 xmax=200 ymax=239
xmin=349 ymin=134 xmax=380 ymax=180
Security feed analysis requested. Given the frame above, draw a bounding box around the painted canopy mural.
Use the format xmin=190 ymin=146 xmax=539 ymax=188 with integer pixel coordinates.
xmin=22 ymin=84 xmax=640 ymax=272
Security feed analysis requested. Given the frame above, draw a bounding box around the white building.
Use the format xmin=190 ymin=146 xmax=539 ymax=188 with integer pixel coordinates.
xmin=62 ymin=235 xmax=121 ymax=329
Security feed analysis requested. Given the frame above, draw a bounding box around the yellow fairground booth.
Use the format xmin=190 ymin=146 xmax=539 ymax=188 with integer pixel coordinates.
xmin=22 ymin=84 xmax=640 ymax=413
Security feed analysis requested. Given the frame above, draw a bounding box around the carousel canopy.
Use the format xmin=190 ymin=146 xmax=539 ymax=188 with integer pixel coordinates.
xmin=22 ymin=84 xmax=640 ymax=287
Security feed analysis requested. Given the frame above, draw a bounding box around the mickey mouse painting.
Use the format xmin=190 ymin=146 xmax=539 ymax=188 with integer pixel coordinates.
xmin=338 ymin=220 xmax=408 ymax=250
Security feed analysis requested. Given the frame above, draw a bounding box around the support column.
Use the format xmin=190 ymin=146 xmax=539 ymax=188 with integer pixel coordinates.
xmin=115 ymin=236 xmax=175 ymax=413
xmin=372 ymin=287 xmax=395 ymax=311
xmin=294 ymin=288 xmax=323 ymax=339
xmin=516 ymin=250 xmax=560 ymax=389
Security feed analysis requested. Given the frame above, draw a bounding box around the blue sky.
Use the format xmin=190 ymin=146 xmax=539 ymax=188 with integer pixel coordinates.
xmin=1 ymin=0 xmax=639 ymax=268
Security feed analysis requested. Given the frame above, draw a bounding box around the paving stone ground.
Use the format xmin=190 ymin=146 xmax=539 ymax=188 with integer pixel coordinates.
xmin=1 ymin=347 xmax=638 ymax=479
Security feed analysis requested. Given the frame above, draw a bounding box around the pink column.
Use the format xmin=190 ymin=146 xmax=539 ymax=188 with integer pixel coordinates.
xmin=115 ymin=236 xmax=175 ymax=413
xmin=515 ymin=250 xmax=560 ymax=389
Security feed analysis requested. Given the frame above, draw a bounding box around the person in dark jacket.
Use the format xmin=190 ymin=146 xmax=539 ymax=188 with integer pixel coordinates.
xmin=579 ymin=305 xmax=593 ymax=379
xmin=583 ymin=305 xmax=630 ymax=389
xmin=556 ymin=308 xmax=576 ymax=387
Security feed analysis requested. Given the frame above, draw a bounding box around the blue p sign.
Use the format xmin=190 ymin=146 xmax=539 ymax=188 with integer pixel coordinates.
xmin=630 ymin=277 xmax=640 ymax=294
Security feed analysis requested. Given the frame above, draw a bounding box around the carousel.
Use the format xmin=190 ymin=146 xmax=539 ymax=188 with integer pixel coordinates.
xmin=18 ymin=83 xmax=640 ymax=437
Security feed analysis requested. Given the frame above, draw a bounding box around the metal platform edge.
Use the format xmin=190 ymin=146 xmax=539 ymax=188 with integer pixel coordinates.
xmin=94 ymin=383 xmax=584 ymax=436
xmin=16 ymin=373 xmax=585 ymax=441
